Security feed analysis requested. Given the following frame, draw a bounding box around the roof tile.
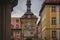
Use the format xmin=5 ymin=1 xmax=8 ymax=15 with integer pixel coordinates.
xmin=46 ymin=0 xmax=60 ymax=3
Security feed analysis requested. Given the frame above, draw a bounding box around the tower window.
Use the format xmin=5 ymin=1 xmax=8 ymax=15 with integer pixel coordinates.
xmin=51 ymin=6 xmax=56 ymax=12
xmin=52 ymin=31 xmax=56 ymax=38
xmin=52 ymin=17 xmax=56 ymax=25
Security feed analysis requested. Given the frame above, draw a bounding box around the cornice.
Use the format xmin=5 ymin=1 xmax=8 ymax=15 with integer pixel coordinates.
xmin=39 ymin=1 xmax=60 ymax=16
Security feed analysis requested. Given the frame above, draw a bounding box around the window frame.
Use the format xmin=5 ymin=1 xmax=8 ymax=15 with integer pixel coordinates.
xmin=16 ymin=24 xmax=19 ymax=29
xmin=52 ymin=31 xmax=56 ymax=38
xmin=52 ymin=17 xmax=56 ymax=25
xmin=16 ymin=19 xmax=19 ymax=23
xmin=51 ymin=6 xmax=56 ymax=12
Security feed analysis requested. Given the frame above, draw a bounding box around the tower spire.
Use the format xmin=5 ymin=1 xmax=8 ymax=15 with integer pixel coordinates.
xmin=26 ymin=0 xmax=31 ymax=13
xmin=21 ymin=0 xmax=37 ymax=18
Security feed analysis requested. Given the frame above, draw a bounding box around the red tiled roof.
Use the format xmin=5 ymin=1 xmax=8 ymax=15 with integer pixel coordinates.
xmin=39 ymin=0 xmax=60 ymax=15
xmin=45 ymin=0 xmax=60 ymax=3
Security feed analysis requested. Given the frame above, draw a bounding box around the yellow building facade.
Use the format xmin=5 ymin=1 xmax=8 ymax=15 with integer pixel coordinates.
xmin=39 ymin=0 xmax=60 ymax=40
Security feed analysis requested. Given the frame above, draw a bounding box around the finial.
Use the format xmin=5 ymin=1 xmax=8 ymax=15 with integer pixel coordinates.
xmin=26 ymin=0 xmax=31 ymax=13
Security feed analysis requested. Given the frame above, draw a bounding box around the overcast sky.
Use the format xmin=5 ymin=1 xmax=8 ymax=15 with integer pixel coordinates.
xmin=11 ymin=0 xmax=44 ymax=22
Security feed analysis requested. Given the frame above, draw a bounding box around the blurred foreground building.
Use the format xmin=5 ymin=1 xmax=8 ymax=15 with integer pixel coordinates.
xmin=11 ymin=17 xmax=22 ymax=40
xmin=39 ymin=0 xmax=60 ymax=40
xmin=0 ymin=0 xmax=18 ymax=40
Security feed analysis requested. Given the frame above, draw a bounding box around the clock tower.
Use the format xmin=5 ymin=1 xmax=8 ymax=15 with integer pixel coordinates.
xmin=20 ymin=0 xmax=38 ymax=40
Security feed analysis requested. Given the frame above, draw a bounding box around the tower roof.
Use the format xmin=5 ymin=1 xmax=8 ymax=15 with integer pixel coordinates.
xmin=45 ymin=0 xmax=60 ymax=3
xmin=21 ymin=0 xmax=37 ymax=19
xmin=21 ymin=13 xmax=37 ymax=19
xmin=44 ymin=0 xmax=60 ymax=5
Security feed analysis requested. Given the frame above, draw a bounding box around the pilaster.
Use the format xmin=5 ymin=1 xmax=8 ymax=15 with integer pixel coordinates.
xmin=0 ymin=4 xmax=11 ymax=40
xmin=0 ymin=0 xmax=18 ymax=40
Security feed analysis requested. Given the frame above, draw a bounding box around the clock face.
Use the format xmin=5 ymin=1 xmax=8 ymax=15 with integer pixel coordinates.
xmin=28 ymin=15 xmax=31 ymax=18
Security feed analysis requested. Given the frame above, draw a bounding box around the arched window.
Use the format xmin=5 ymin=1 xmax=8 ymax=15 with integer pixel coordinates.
xmin=16 ymin=24 xmax=19 ymax=29
xmin=16 ymin=19 xmax=19 ymax=23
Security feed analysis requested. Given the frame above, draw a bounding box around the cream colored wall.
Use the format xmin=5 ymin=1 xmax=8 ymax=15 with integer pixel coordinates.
xmin=40 ymin=5 xmax=60 ymax=40
xmin=41 ymin=5 xmax=51 ymax=40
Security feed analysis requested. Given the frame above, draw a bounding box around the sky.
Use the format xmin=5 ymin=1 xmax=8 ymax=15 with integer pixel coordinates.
xmin=11 ymin=0 xmax=44 ymax=23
